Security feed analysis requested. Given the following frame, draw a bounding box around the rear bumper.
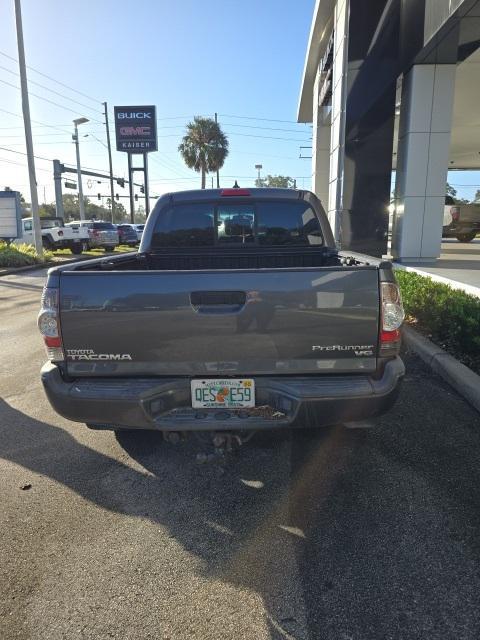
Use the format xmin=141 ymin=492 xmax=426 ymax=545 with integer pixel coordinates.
xmin=41 ymin=358 xmax=405 ymax=431
xmin=443 ymin=223 xmax=480 ymax=235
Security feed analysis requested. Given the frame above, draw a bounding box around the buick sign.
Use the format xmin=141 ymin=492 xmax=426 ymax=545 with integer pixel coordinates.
xmin=114 ymin=105 xmax=157 ymax=153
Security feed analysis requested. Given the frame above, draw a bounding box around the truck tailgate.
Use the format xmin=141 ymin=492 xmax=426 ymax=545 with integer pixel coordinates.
xmin=59 ymin=268 xmax=380 ymax=377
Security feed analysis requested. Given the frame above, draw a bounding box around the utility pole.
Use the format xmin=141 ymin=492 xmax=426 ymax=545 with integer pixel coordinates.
xmin=255 ymin=164 xmax=262 ymax=186
xmin=215 ymin=112 xmax=220 ymax=188
xmin=14 ymin=0 xmax=42 ymax=256
xmin=73 ymin=117 xmax=88 ymax=220
xmin=103 ymin=102 xmax=115 ymax=222
xmin=127 ymin=153 xmax=135 ymax=223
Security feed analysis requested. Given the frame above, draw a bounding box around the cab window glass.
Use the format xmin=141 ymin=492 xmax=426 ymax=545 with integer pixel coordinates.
xmin=256 ymin=201 xmax=323 ymax=246
xmin=217 ymin=205 xmax=255 ymax=244
xmin=151 ymin=203 xmax=215 ymax=247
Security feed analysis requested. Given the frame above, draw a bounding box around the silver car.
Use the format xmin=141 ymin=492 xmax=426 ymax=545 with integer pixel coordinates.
xmin=129 ymin=223 xmax=144 ymax=242
xmin=66 ymin=220 xmax=119 ymax=251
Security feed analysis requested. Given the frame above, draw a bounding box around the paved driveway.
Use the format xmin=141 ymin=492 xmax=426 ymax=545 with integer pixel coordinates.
xmin=1 ymin=270 xmax=480 ymax=639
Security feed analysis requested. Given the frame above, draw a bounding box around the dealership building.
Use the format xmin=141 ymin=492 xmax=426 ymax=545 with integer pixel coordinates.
xmin=298 ymin=0 xmax=480 ymax=260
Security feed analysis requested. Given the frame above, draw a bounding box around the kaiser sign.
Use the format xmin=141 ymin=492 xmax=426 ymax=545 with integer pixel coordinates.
xmin=114 ymin=105 xmax=157 ymax=153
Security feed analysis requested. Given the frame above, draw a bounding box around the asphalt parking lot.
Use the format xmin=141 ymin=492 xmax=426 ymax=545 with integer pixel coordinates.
xmin=1 ymin=269 xmax=480 ymax=640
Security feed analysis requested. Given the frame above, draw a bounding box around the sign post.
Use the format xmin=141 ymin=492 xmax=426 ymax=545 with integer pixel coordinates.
xmin=114 ymin=106 xmax=157 ymax=222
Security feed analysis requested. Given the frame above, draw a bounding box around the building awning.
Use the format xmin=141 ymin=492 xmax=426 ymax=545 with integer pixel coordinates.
xmin=297 ymin=0 xmax=336 ymax=122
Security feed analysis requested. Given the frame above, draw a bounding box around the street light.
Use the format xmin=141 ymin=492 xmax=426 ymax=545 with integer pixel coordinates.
xmin=73 ymin=117 xmax=89 ymax=220
xmin=255 ymin=164 xmax=262 ymax=186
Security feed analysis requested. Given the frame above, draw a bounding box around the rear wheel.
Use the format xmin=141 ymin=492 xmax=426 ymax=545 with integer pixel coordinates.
xmin=456 ymin=232 xmax=476 ymax=242
xmin=42 ymin=236 xmax=53 ymax=250
xmin=70 ymin=244 xmax=83 ymax=255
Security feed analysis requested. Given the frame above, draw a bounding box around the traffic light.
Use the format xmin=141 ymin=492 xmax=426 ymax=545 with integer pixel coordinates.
xmin=98 ymin=193 xmax=101 ymax=201
xmin=116 ymin=193 xmax=119 ymax=201
xmin=116 ymin=178 xmax=125 ymax=188
xmin=140 ymin=185 xmax=145 ymax=194
xmin=135 ymin=194 xmax=138 ymax=202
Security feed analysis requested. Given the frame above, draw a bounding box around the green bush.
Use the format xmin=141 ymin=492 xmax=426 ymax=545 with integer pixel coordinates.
xmin=0 ymin=241 xmax=53 ymax=268
xmin=396 ymin=270 xmax=480 ymax=374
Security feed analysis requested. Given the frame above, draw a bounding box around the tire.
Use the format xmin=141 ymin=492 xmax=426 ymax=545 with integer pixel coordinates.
xmin=104 ymin=246 xmax=115 ymax=252
xmin=456 ymin=232 xmax=476 ymax=242
xmin=42 ymin=236 xmax=53 ymax=250
xmin=70 ymin=244 xmax=83 ymax=255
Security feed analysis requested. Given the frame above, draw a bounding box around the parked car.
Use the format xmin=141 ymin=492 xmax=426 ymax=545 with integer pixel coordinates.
xmin=66 ymin=220 xmax=119 ymax=251
xmin=130 ymin=223 xmax=145 ymax=242
xmin=443 ymin=196 xmax=480 ymax=242
xmin=116 ymin=224 xmax=139 ymax=247
xmin=18 ymin=216 xmax=86 ymax=254
xmin=38 ymin=188 xmax=405 ymax=442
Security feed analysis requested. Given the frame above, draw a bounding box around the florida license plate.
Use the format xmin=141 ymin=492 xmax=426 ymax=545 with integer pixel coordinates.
xmin=191 ymin=379 xmax=255 ymax=409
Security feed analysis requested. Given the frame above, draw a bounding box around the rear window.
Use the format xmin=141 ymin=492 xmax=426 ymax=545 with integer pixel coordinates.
xmin=92 ymin=222 xmax=115 ymax=230
xmin=40 ymin=218 xmax=64 ymax=229
xmin=151 ymin=200 xmax=323 ymax=248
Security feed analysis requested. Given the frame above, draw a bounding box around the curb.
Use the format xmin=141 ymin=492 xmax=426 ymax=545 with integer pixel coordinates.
xmin=403 ymin=325 xmax=480 ymax=414
xmin=0 ymin=255 xmax=93 ymax=277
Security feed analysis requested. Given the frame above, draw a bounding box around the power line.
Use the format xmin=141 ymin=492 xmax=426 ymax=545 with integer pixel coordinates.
xmin=0 ymin=107 xmax=72 ymax=135
xmin=0 ymin=77 xmax=103 ymax=123
xmin=0 ymin=155 xmax=50 ymax=172
xmin=0 ymin=49 xmax=101 ymax=104
xmin=0 ymin=145 xmax=53 ymax=162
xmin=0 ymin=64 xmax=103 ymax=115
xmin=222 ymin=122 xmax=311 ymax=134
xmin=224 ymin=131 xmax=311 ymax=142
xmin=219 ymin=113 xmax=305 ymax=124
xmin=3 ymin=140 xmax=72 ymax=145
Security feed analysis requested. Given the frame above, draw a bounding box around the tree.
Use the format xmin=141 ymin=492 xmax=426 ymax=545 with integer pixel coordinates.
xmin=4 ymin=188 xmax=31 ymax=217
xmin=38 ymin=203 xmax=56 ymax=217
xmin=446 ymin=182 xmax=457 ymax=198
xmin=106 ymin=199 xmax=128 ymax=223
xmin=255 ymin=175 xmax=295 ymax=189
xmin=178 ymin=116 xmax=229 ymax=189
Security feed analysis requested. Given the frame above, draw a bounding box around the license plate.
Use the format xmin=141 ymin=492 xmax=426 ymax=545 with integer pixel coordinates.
xmin=191 ymin=379 xmax=255 ymax=409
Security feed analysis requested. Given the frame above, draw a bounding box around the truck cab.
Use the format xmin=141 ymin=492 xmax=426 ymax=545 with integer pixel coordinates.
xmin=20 ymin=217 xmax=87 ymax=254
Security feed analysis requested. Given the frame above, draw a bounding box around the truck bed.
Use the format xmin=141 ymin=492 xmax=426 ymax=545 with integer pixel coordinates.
xmin=54 ymin=249 xmax=381 ymax=378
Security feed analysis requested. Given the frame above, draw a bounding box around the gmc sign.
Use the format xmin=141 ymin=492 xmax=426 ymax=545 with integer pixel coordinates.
xmin=114 ymin=105 xmax=157 ymax=153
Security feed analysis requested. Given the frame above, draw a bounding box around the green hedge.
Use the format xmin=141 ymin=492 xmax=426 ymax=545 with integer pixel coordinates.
xmin=396 ymin=270 xmax=480 ymax=374
xmin=0 ymin=241 xmax=53 ymax=268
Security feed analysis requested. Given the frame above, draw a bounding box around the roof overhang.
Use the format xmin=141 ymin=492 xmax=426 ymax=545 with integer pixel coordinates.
xmin=297 ymin=0 xmax=336 ymax=123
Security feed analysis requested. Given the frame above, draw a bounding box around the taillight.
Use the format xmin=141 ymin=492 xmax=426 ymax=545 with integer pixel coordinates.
xmin=451 ymin=206 xmax=460 ymax=221
xmin=38 ymin=288 xmax=64 ymax=361
xmin=379 ymin=282 xmax=404 ymax=355
xmin=221 ymin=189 xmax=251 ymax=197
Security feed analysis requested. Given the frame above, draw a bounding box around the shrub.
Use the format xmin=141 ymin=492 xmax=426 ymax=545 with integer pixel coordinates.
xmin=0 ymin=241 xmax=53 ymax=268
xmin=396 ymin=270 xmax=480 ymax=374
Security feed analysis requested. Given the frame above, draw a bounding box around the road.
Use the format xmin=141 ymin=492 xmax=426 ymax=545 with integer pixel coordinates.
xmin=1 ymin=268 xmax=480 ymax=640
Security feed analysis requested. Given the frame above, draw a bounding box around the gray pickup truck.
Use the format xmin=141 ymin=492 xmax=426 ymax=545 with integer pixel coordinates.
xmin=38 ymin=188 xmax=405 ymax=437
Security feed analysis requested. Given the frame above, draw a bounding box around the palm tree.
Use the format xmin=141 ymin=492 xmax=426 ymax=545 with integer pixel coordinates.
xmin=178 ymin=116 xmax=229 ymax=189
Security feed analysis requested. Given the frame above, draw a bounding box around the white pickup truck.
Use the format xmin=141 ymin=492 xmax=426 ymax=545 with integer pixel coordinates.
xmin=18 ymin=216 xmax=89 ymax=254
xmin=443 ymin=196 xmax=480 ymax=242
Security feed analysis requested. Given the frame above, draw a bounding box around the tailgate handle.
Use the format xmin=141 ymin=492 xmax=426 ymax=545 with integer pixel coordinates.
xmin=190 ymin=290 xmax=246 ymax=313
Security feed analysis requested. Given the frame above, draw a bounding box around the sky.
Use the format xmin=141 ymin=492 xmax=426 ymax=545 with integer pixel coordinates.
xmin=1 ymin=0 xmax=479 ymax=213
xmin=0 ymin=0 xmax=316 ymax=210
